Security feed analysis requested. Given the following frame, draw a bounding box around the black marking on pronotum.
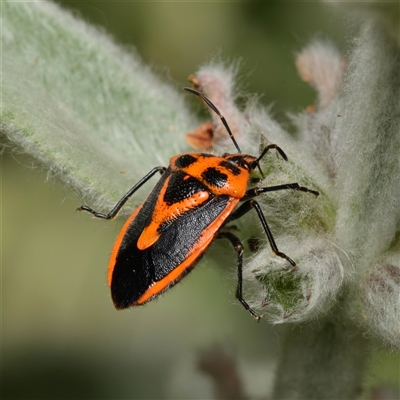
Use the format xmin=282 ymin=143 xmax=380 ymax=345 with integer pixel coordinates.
xmin=219 ymin=160 xmax=242 ymax=176
xmin=201 ymin=167 xmax=228 ymax=188
xmin=175 ymin=154 xmax=198 ymax=168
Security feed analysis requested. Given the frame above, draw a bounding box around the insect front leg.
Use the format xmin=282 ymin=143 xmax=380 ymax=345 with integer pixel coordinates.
xmin=77 ymin=166 xmax=166 ymax=220
xmin=217 ymin=231 xmax=261 ymax=321
xmin=225 ymin=200 xmax=296 ymax=267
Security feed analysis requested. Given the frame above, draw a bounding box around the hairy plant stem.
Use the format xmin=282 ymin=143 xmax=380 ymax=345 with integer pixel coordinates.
xmin=272 ymin=304 xmax=369 ymax=400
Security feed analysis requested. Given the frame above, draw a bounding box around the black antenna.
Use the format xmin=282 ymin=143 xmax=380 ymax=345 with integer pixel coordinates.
xmin=184 ymin=87 xmax=241 ymax=154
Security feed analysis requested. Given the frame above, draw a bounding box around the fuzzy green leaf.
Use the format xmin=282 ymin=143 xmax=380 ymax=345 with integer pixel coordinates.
xmin=1 ymin=1 xmax=195 ymax=214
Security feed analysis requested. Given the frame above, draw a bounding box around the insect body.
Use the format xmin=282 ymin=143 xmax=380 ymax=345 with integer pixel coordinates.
xmin=78 ymin=88 xmax=318 ymax=320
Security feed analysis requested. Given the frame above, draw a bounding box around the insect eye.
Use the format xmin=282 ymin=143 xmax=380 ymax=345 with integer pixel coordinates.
xmin=239 ymin=161 xmax=249 ymax=170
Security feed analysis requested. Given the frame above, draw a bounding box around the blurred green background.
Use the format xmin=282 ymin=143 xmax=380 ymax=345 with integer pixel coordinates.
xmin=3 ymin=2 xmax=398 ymax=399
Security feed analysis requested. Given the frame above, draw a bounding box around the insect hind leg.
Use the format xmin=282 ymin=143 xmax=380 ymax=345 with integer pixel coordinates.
xmin=217 ymin=231 xmax=261 ymax=321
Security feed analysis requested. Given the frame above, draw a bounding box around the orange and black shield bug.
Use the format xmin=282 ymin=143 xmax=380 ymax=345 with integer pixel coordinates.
xmin=78 ymin=88 xmax=319 ymax=320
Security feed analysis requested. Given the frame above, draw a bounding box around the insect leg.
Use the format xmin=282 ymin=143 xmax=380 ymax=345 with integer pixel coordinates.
xmin=217 ymin=231 xmax=261 ymax=321
xmin=225 ymin=200 xmax=296 ymax=267
xmin=243 ymin=183 xmax=319 ymax=201
xmin=77 ymin=166 xmax=166 ymax=220
xmin=251 ymin=144 xmax=288 ymax=177
xmin=256 ymin=144 xmax=288 ymax=163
